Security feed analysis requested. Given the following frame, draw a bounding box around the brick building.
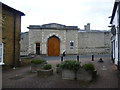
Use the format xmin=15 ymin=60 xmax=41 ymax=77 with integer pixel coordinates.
xmin=0 ymin=2 xmax=25 ymax=67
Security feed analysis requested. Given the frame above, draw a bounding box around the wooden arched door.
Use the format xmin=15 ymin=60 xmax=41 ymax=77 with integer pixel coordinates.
xmin=48 ymin=36 xmax=60 ymax=56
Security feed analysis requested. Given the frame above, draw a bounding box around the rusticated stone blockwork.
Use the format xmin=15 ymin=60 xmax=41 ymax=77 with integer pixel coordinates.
xmin=78 ymin=31 xmax=111 ymax=55
xmin=22 ymin=23 xmax=111 ymax=56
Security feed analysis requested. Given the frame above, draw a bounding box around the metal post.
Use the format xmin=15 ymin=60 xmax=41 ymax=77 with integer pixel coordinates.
xmin=92 ymin=55 xmax=94 ymax=61
xmin=77 ymin=55 xmax=79 ymax=61
xmin=61 ymin=56 xmax=63 ymax=62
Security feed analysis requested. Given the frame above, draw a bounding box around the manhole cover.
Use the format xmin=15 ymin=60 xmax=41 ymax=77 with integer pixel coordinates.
xmin=9 ymin=75 xmax=24 ymax=80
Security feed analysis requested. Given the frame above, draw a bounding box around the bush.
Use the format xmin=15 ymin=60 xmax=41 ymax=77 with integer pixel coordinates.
xmin=60 ymin=60 xmax=80 ymax=71
xmin=56 ymin=64 xmax=61 ymax=67
xmin=43 ymin=64 xmax=52 ymax=70
xmin=82 ymin=63 xmax=95 ymax=71
xmin=31 ymin=59 xmax=46 ymax=64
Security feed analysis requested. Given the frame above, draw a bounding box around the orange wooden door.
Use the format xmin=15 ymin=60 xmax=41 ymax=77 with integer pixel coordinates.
xmin=48 ymin=36 xmax=60 ymax=56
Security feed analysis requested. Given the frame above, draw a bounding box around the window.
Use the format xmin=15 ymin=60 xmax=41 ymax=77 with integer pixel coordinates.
xmin=70 ymin=41 xmax=74 ymax=49
xmin=0 ymin=43 xmax=4 ymax=65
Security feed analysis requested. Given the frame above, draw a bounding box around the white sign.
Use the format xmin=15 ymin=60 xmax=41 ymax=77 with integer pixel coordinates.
xmin=0 ymin=43 xmax=3 ymax=65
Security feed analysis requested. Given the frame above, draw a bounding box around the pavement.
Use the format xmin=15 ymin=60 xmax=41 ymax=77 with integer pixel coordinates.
xmin=2 ymin=55 xmax=119 ymax=88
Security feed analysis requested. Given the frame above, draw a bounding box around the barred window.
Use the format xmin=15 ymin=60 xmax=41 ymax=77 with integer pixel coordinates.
xmin=70 ymin=41 xmax=74 ymax=49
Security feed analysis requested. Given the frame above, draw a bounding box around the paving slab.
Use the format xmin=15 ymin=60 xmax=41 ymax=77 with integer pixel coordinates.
xmin=2 ymin=55 xmax=118 ymax=88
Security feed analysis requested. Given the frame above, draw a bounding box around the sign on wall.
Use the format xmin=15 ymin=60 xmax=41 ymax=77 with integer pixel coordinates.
xmin=0 ymin=43 xmax=3 ymax=65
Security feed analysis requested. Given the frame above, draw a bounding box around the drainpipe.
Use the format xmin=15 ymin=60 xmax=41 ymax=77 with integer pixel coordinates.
xmin=13 ymin=13 xmax=16 ymax=69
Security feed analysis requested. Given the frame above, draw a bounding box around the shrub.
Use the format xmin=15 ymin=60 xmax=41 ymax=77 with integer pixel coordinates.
xmin=56 ymin=64 xmax=61 ymax=67
xmin=82 ymin=63 xmax=95 ymax=71
xmin=31 ymin=59 xmax=46 ymax=64
xmin=43 ymin=64 xmax=52 ymax=70
xmin=60 ymin=60 xmax=80 ymax=71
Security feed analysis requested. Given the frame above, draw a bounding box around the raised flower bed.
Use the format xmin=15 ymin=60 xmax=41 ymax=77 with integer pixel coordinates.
xmin=56 ymin=63 xmax=62 ymax=75
xmin=60 ymin=60 xmax=80 ymax=80
xmin=77 ymin=63 xmax=97 ymax=82
xmin=30 ymin=59 xmax=47 ymax=72
xmin=56 ymin=61 xmax=97 ymax=81
xmin=37 ymin=64 xmax=53 ymax=77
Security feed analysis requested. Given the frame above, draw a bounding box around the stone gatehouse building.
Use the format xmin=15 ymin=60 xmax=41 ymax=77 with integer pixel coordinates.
xmin=21 ymin=23 xmax=111 ymax=56
xmin=27 ymin=23 xmax=79 ymax=56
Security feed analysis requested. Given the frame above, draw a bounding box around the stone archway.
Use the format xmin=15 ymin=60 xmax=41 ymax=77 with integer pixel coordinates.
xmin=48 ymin=35 xmax=60 ymax=56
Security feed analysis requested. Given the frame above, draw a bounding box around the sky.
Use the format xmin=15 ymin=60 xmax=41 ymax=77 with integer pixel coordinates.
xmin=1 ymin=0 xmax=115 ymax=32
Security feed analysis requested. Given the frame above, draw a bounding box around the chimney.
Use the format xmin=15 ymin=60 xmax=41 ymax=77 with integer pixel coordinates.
xmin=84 ymin=25 xmax=87 ymax=30
xmin=86 ymin=23 xmax=90 ymax=31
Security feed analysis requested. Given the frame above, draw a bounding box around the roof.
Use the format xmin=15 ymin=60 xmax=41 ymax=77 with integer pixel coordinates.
xmin=110 ymin=1 xmax=119 ymax=24
xmin=1 ymin=2 xmax=25 ymax=16
xmin=78 ymin=29 xmax=110 ymax=33
xmin=27 ymin=23 xmax=79 ymax=30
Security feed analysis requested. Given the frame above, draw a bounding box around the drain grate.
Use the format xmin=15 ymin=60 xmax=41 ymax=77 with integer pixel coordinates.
xmin=101 ymin=66 xmax=107 ymax=70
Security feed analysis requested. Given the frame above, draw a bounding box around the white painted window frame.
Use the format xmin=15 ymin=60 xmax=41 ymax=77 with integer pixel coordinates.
xmin=0 ymin=43 xmax=4 ymax=65
xmin=70 ymin=41 xmax=74 ymax=49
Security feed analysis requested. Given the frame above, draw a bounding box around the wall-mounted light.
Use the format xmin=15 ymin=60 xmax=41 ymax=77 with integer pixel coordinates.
xmin=108 ymin=16 xmax=112 ymax=18
xmin=108 ymin=25 xmax=115 ymax=27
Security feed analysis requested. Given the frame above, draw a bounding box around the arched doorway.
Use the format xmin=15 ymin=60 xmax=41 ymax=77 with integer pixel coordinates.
xmin=48 ymin=36 xmax=60 ymax=56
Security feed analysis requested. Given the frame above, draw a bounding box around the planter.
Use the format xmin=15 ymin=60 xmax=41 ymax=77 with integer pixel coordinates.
xmin=56 ymin=67 xmax=62 ymax=75
xmin=30 ymin=62 xmax=46 ymax=72
xmin=76 ymin=68 xmax=93 ymax=82
xmin=37 ymin=68 xmax=53 ymax=77
xmin=62 ymin=69 xmax=75 ymax=80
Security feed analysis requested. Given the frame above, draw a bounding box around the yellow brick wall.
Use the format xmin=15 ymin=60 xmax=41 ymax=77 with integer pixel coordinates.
xmin=15 ymin=15 xmax=21 ymax=66
xmin=2 ymin=8 xmax=21 ymax=67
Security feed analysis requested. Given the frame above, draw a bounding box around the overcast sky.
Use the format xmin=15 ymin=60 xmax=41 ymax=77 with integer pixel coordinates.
xmin=1 ymin=0 xmax=115 ymax=32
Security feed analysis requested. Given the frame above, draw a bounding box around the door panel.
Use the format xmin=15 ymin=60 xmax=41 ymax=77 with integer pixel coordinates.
xmin=48 ymin=36 xmax=60 ymax=56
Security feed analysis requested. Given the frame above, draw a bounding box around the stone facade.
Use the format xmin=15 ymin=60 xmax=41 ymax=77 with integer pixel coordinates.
xmin=78 ymin=30 xmax=111 ymax=55
xmin=27 ymin=23 xmax=79 ymax=56
xmin=21 ymin=23 xmax=111 ymax=56
xmin=0 ymin=3 xmax=25 ymax=67
xmin=20 ymin=32 xmax=29 ymax=56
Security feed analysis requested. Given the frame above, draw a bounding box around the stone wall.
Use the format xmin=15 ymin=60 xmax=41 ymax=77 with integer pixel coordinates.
xmin=28 ymin=29 xmax=78 ymax=55
xmin=28 ymin=29 xmax=42 ymax=54
xmin=78 ymin=30 xmax=111 ymax=55
xmin=66 ymin=30 xmax=78 ymax=54
xmin=25 ymin=24 xmax=112 ymax=56
xmin=20 ymin=32 xmax=29 ymax=55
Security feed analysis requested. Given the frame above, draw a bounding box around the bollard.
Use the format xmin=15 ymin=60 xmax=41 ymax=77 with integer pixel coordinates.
xmin=61 ymin=56 xmax=63 ymax=62
xmin=92 ymin=55 xmax=94 ymax=61
xmin=77 ymin=55 xmax=79 ymax=61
